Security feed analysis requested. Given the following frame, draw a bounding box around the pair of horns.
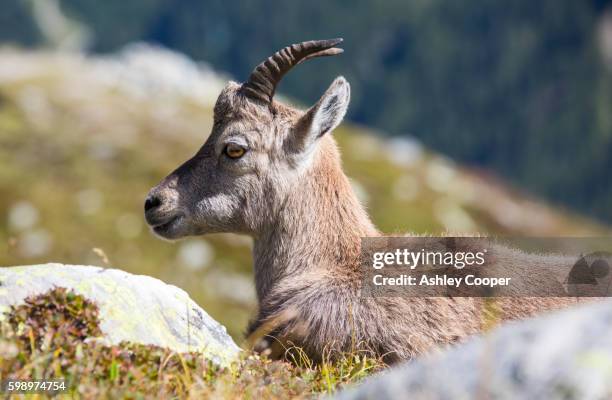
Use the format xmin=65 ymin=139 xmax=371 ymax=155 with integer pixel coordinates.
xmin=241 ymin=38 xmax=344 ymax=103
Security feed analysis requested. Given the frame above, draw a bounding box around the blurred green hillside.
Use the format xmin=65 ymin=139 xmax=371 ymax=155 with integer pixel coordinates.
xmin=0 ymin=46 xmax=607 ymax=339
xmin=3 ymin=0 xmax=612 ymax=223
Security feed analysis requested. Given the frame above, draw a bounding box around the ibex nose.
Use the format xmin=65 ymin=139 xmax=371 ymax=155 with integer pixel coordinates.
xmin=144 ymin=194 xmax=162 ymax=212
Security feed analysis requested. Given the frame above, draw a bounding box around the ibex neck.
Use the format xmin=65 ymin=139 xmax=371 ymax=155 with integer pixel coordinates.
xmin=252 ymin=139 xmax=378 ymax=302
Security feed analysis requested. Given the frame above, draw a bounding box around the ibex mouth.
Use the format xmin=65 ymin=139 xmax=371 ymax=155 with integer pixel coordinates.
xmin=151 ymin=214 xmax=184 ymax=238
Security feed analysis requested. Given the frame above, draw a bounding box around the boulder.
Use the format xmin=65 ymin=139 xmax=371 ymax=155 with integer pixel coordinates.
xmin=0 ymin=264 xmax=240 ymax=367
xmin=335 ymin=299 xmax=612 ymax=400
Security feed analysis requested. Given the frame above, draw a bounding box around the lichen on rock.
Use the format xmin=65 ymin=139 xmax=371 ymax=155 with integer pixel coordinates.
xmin=0 ymin=263 xmax=240 ymax=367
xmin=334 ymin=298 xmax=612 ymax=400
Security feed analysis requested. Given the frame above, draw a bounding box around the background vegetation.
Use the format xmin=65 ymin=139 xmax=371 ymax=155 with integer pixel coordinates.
xmin=2 ymin=0 xmax=612 ymax=222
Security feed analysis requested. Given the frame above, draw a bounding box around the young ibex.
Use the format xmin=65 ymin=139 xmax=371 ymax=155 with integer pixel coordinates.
xmin=145 ymin=39 xmax=582 ymax=363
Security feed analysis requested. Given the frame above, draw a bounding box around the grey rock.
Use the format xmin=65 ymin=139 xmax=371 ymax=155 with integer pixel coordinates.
xmin=0 ymin=264 xmax=240 ymax=367
xmin=335 ymin=299 xmax=612 ymax=400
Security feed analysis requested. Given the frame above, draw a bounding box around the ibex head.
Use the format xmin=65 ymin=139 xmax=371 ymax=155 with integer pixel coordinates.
xmin=145 ymin=39 xmax=350 ymax=239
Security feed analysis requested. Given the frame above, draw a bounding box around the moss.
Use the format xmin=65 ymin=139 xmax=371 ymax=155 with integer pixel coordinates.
xmin=0 ymin=288 xmax=384 ymax=398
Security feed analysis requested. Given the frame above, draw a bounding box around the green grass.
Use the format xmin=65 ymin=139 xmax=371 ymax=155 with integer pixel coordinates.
xmin=0 ymin=288 xmax=385 ymax=399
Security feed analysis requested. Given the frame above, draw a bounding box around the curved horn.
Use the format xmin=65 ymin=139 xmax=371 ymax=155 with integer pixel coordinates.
xmin=241 ymin=38 xmax=344 ymax=103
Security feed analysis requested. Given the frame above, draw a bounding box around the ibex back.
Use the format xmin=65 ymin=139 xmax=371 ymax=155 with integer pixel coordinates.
xmin=145 ymin=39 xmax=581 ymax=363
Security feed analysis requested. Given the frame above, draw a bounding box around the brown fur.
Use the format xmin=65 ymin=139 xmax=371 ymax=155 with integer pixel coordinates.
xmin=245 ymin=136 xmax=580 ymax=363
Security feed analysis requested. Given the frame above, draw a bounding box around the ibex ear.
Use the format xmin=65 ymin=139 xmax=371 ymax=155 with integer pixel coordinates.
xmin=290 ymin=77 xmax=350 ymax=153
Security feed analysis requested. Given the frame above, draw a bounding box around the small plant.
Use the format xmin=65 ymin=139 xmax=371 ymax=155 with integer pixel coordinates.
xmin=0 ymin=288 xmax=384 ymax=398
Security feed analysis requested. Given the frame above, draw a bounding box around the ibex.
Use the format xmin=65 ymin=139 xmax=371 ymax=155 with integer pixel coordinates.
xmin=145 ymin=39 xmax=585 ymax=363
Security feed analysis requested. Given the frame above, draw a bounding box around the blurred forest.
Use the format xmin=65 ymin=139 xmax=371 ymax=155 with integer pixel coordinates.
xmin=2 ymin=0 xmax=612 ymax=222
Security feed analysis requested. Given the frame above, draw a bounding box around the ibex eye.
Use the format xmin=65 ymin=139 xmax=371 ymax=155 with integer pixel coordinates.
xmin=224 ymin=143 xmax=246 ymax=159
